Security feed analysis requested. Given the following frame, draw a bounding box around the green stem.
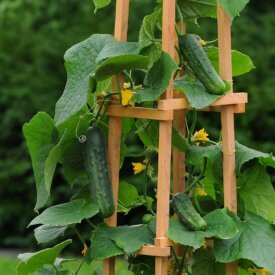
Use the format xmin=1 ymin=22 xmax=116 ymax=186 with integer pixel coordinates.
xmin=93 ymin=92 xmax=118 ymax=123
xmin=73 ymin=227 xmax=86 ymax=246
xmin=52 ymin=264 xmax=62 ymax=275
xmin=188 ymin=109 xmax=197 ymax=143
xmin=123 ymin=70 xmax=134 ymax=89
xmin=75 ymin=258 xmax=85 ymax=275
xmin=176 ymin=4 xmax=184 ymax=35
xmin=144 ymin=152 xmax=156 ymax=216
xmin=171 ymin=246 xmax=180 ymax=266
xmin=177 ymin=246 xmax=189 ymax=275
xmin=193 ymin=193 xmax=206 ymax=216
xmin=85 ymin=218 xmax=96 ymax=229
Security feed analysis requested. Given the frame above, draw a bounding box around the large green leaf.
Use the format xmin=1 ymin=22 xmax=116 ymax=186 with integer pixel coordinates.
xmin=214 ymin=213 xmax=275 ymax=274
xmin=92 ymin=0 xmax=111 ymax=10
xmin=54 ymin=34 xmax=114 ymax=126
xmin=174 ymin=77 xmax=223 ymax=109
xmin=96 ymin=41 xmax=140 ymax=63
xmin=118 ymin=181 xmax=139 ymax=213
xmin=94 ymin=54 xmax=149 ymax=81
xmin=23 ymin=112 xmax=59 ymax=210
xmin=238 ymin=163 xmax=275 ymax=222
xmin=172 ymin=127 xmax=188 ymax=152
xmin=112 ymin=225 xmax=154 ymax=254
xmin=186 ymin=144 xmax=223 ymax=184
xmin=177 ymin=0 xmax=217 ymax=19
xmin=139 ymin=8 xmax=162 ymax=67
xmin=132 ymin=52 xmax=178 ymax=103
xmin=89 ymin=224 xmax=124 ymax=259
xmin=16 ymin=240 xmax=71 ymax=275
xmin=219 ymin=0 xmax=249 ymax=22
xmin=192 ymin=248 xmax=225 ymax=275
xmin=135 ymin=119 xmax=159 ymax=148
xmin=29 ymin=199 xmax=99 ymax=227
xmin=34 ymin=225 xmax=67 ymax=244
xmin=90 ymin=223 xmax=153 ymax=259
xmin=235 ymin=141 xmax=275 ymax=175
xmin=206 ymin=47 xmax=255 ymax=77
xmin=167 ymin=209 xmax=238 ymax=249
xmin=57 ymin=108 xmax=92 ymax=186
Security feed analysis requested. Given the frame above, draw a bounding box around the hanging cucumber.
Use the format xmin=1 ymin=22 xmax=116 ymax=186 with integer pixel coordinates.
xmin=84 ymin=125 xmax=115 ymax=218
xmin=171 ymin=192 xmax=207 ymax=231
xmin=178 ymin=34 xmax=226 ymax=95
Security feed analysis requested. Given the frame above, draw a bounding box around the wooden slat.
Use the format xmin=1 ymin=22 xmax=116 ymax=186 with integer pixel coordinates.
xmin=104 ymin=1 xmax=129 ymax=274
xmin=107 ymin=105 xmax=173 ymax=120
xmin=157 ymin=93 xmax=247 ymax=111
xmin=155 ymin=0 xmax=175 ymax=273
xmin=138 ymin=245 xmax=171 ymax=257
xmin=218 ymin=5 xmax=238 ymax=275
xmin=155 ymin=237 xmax=175 ymax=247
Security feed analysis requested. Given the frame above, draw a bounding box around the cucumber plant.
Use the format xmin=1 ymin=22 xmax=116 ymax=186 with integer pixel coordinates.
xmin=19 ymin=1 xmax=275 ymax=275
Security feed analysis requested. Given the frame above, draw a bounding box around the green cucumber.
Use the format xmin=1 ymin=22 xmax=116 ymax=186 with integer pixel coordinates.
xmin=179 ymin=34 xmax=226 ymax=95
xmin=84 ymin=125 xmax=114 ymax=218
xmin=171 ymin=192 xmax=207 ymax=231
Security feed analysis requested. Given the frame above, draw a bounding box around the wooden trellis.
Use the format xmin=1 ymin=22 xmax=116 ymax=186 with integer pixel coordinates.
xmin=104 ymin=0 xmax=247 ymax=274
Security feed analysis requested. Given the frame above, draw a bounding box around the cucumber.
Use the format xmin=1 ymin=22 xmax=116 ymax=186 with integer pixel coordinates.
xmin=171 ymin=192 xmax=207 ymax=231
xmin=178 ymin=34 xmax=226 ymax=95
xmin=84 ymin=125 xmax=115 ymax=218
xmin=142 ymin=214 xmax=153 ymax=224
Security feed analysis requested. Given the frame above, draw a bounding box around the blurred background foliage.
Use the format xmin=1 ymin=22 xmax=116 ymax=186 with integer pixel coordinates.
xmin=0 ymin=0 xmax=274 ymax=249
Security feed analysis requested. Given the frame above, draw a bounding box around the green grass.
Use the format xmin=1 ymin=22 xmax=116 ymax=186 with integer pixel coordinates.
xmin=0 ymin=255 xmax=132 ymax=275
xmin=0 ymin=256 xmax=19 ymax=275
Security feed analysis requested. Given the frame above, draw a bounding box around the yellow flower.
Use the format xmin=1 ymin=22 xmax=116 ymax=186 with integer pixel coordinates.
xmin=81 ymin=243 xmax=88 ymax=256
xmin=248 ymin=268 xmax=269 ymax=275
xmin=191 ymin=128 xmax=209 ymax=145
xmin=196 ymin=188 xmax=207 ymax=196
xmin=132 ymin=162 xmax=146 ymax=174
xmin=202 ymin=239 xmax=207 ymax=249
xmin=121 ymin=89 xmax=135 ymax=106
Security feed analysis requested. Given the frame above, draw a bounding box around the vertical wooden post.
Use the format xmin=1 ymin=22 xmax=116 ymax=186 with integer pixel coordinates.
xmin=103 ymin=1 xmax=129 ymax=274
xmin=155 ymin=0 xmax=175 ymax=274
xmin=217 ymin=6 xmax=238 ymax=275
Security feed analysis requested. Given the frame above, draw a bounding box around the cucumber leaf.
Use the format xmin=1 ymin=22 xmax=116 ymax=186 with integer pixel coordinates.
xmin=92 ymin=0 xmax=111 ymax=10
xmin=177 ymin=0 xmax=217 ymax=19
xmin=214 ymin=213 xmax=275 ymax=274
xmin=118 ymin=181 xmax=139 ymax=213
xmin=219 ymin=0 xmax=249 ymax=22
xmin=96 ymin=41 xmax=140 ymax=63
xmin=23 ymin=112 xmax=59 ymax=211
xmin=235 ymin=141 xmax=275 ymax=175
xmin=192 ymin=248 xmax=225 ymax=275
xmin=238 ymin=163 xmax=275 ymax=222
xmin=174 ymin=77 xmax=223 ymax=109
xmin=16 ymin=240 xmax=71 ymax=275
xmin=34 ymin=225 xmax=67 ymax=244
xmin=54 ymin=34 xmax=114 ymax=126
xmin=94 ymin=54 xmax=149 ymax=81
xmin=167 ymin=208 xmax=238 ymax=249
xmin=132 ymin=51 xmax=178 ymax=103
xmin=206 ymin=46 xmax=255 ymax=77
xmin=29 ymin=199 xmax=99 ymax=227
xmin=139 ymin=8 xmax=162 ymax=67
xmin=90 ymin=223 xmax=154 ymax=259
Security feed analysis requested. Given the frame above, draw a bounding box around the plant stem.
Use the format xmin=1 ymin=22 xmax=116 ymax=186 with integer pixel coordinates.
xmin=188 ymin=109 xmax=197 ymax=143
xmin=171 ymin=246 xmax=180 ymax=266
xmin=144 ymin=152 xmax=156 ymax=216
xmin=85 ymin=218 xmax=97 ymax=229
xmin=123 ymin=70 xmax=134 ymax=89
xmin=75 ymin=258 xmax=85 ymax=275
xmin=52 ymin=264 xmax=62 ymax=275
xmin=193 ymin=193 xmax=206 ymax=216
xmin=176 ymin=4 xmax=184 ymax=35
xmin=178 ymin=246 xmax=189 ymax=275
xmin=73 ymin=227 xmax=86 ymax=246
